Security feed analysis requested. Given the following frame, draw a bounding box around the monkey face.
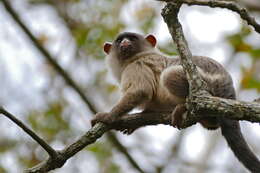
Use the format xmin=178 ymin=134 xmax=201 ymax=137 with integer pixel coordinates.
xmin=113 ymin=32 xmax=143 ymax=59
xmin=103 ymin=32 xmax=157 ymax=60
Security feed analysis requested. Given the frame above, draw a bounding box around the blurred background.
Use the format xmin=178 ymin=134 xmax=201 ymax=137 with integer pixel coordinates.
xmin=0 ymin=0 xmax=260 ymax=172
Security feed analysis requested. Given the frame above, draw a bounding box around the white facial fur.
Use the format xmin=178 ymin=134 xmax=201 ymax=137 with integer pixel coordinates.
xmin=105 ymin=48 xmax=157 ymax=83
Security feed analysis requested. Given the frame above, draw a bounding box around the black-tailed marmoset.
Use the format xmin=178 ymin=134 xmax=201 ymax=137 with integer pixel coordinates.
xmin=91 ymin=32 xmax=260 ymax=172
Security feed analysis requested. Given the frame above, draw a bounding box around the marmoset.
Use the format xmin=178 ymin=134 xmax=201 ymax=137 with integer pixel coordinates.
xmin=92 ymin=32 xmax=260 ymax=172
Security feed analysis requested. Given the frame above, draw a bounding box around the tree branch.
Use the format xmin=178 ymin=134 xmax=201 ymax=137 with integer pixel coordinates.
xmin=1 ymin=99 xmax=260 ymax=172
xmin=109 ymin=98 xmax=260 ymax=129
xmin=1 ymin=0 xmax=145 ymax=172
xmin=23 ymin=110 xmax=169 ymax=173
xmin=22 ymin=98 xmax=260 ymax=172
xmin=0 ymin=107 xmax=57 ymax=158
xmin=24 ymin=123 xmax=110 ymax=173
xmin=161 ymin=2 xmax=212 ymax=127
xmin=161 ymin=2 xmax=260 ymax=128
xmin=181 ymin=95 xmax=260 ymax=128
xmin=159 ymin=0 xmax=260 ymax=34
xmin=161 ymin=2 xmax=209 ymax=95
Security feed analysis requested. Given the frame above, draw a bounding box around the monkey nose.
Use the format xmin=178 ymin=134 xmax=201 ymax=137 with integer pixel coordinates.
xmin=120 ymin=38 xmax=131 ymax=47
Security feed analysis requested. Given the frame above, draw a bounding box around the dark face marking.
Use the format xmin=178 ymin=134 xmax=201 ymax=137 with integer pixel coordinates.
xmin=112 ymin=32 xmax=147 ymax=60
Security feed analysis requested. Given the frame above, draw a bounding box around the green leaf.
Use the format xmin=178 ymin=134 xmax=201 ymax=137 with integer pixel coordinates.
xmin=241 ymin=68 xmax=260 ymax=91
xmin=250 ymin=49 xmax=260 ymax=59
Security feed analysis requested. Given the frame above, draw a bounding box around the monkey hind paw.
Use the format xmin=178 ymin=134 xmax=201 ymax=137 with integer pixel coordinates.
xmin=120 ymin=128 xmax=138 ymax=135
xmin=171 ymin=104 xmax=187 ymax=129
xmin=199 ymin=118 xmax=219 ymax=130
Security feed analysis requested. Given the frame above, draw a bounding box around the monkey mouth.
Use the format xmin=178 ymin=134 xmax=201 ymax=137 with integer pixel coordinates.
xmin=120 ymin=45 xmax=131 ymax=52
xmin=120 ymin=45 xmax=133 ymax=57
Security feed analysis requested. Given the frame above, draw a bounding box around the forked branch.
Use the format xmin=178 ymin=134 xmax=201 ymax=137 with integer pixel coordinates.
xmin=161 ymin=2 xmax=260 ymax=127
xmin=159 ymin=0 xmax=260 ymax=33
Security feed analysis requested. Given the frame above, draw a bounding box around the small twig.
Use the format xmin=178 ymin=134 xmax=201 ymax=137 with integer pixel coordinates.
xmin=159 ymin=0 xmax=260 ymax=34
xmin=0 ymin=107 xmax=57 ymax=158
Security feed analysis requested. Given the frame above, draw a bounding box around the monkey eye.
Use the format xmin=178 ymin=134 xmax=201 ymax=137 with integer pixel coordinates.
xmin=116 ymin=38 xmax=122 ymax=43
xmin=129 ymin=36 xmax=137 ymax=41
xmin=129 ymin=37 xmax=135 ymax=41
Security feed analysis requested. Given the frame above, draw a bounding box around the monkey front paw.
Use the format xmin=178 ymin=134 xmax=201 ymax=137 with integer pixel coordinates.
xmin=120 ymin=128 xmax=138 ymax=135
xmin=91 ymin=112 xmax=118 ymax=127
xmin=171 ymin=104 xmax=187 ymax=129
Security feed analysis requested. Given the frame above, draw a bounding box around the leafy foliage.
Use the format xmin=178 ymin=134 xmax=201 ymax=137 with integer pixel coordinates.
xmin=227 ymin=26 xmax=260 ymax=91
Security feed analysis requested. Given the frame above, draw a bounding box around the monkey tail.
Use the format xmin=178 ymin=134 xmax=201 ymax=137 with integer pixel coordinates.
xmin=220 ymin=118 xmax=260 ymax=173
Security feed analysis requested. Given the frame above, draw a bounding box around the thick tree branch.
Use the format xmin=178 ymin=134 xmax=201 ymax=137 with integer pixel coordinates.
xmin=181 ymin=95 xmax=260 ymax=128
xmin=2 ymin=0 xmax=145 ymax=173
xmin=113 ymin=97 xmax=260 ymax=128
xmin=0 ymin=107 xmax=57 ymax=158
xmin=161 ymin=2 xmax=212 ymax=127
xmin=161 ymin=2 xmax=209 ymax=95
xmin=195 ymin=96 xmax=260 ymax=120
xmin=159 ymin=0 xmax=260 ymax=34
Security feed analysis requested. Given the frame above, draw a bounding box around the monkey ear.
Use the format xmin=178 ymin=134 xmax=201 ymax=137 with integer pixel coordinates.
xmin=103 ymin=42 xmax=112 ymax=54
xmin=145 ymin=34 xmax=157 ymax=47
